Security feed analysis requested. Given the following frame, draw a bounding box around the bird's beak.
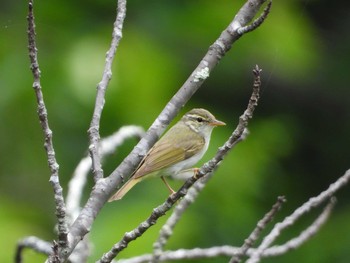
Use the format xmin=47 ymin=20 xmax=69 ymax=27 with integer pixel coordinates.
xmin=210 ymin=119 xmax=226 ymax=127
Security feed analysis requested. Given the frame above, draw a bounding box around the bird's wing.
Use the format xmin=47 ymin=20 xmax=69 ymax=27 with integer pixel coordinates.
xmin=133 ymin=130 xmax=205 ymax=179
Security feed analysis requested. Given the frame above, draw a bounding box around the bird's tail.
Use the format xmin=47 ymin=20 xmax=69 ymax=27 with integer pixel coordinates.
xmin=108 ymin=177 xmax=141 ymax=202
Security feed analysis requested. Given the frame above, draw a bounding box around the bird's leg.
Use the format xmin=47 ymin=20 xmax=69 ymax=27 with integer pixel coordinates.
xmin=162 ymin=168 xmax=201 ymax=199
xmin=161 ymin=176 xmax=176 ymax=194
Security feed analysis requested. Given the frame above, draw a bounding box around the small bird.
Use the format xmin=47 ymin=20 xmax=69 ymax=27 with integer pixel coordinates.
xmin=108 ymin=108 xmax=225 ymax=201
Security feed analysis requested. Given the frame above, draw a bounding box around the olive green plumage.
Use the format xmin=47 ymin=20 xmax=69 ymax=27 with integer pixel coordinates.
xmin=109 ymin=108 xmax=225 ymax=201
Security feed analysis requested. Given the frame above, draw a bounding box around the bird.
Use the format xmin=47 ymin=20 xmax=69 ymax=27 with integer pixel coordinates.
xmin=108 ymin=108 xmax=225 ymax=201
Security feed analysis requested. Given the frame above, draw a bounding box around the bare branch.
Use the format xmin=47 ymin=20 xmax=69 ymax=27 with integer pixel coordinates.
xmin=237 ymin=0 xmax=272 ymax=35
xmin=66 ymin=126 xmax=145 ymax=222
xmin=15 ymin=236 xmax=52 ymax=263
xmin=27 ymin=0 xmax=68 ymax=249
xmin=229 ymin=196 xmax=286 ymax=263
xmin=247 ymin=169 xmax=350 ymax=263
xmin=66 ymin=237 xmax=91 ymax=263
xmin=117 ymin=168 xmax=349 ymax=263
xmin=117 ymin=246 xmax=240 ymax=263
xmin=88 ymin=0 xmax=127 ymax=183
xmin=97 ymin=66 xmax=262 ymax=263
xmin=63 ymin=126 xmax=144 ymax=262
xmin=109 ymin=197 xmax=336 ymax=263
xmin=262 ymin=197 xmax=336 ymax=258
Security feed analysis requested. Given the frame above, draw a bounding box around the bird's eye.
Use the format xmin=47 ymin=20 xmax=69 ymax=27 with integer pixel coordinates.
xmin=196 ymin=117 xmax=203 ymax=122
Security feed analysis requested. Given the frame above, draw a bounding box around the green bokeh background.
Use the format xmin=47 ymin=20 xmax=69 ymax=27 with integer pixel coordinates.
xmin=1 ymin=0 xmax=350 ymax=262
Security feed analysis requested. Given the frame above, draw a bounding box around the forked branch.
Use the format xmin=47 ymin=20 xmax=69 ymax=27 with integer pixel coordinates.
xmin=88 ymin=0 xmax=127 ymax=183
xmin=115 ymin=169 xmax=347 ymax=263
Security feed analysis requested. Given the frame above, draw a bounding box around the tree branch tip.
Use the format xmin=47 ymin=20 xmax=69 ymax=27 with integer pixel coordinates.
xmin=263 ymin=0 xmax=273 ymax=19
xmin=237 ymin=0 xmax=272 ymax=35
xmin=267 ymin=0 xmax=273 ymax=9
xmin=277 ymin=196 xmax=287 ymax=203
xmin=261 ymin=0 xmax=273 ymax=16
xmin=253 ymin=65 xmax=262 ymax=75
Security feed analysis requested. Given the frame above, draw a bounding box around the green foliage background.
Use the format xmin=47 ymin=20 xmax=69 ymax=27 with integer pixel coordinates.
xmin=1 ymin=0 xmax=350 ymax=262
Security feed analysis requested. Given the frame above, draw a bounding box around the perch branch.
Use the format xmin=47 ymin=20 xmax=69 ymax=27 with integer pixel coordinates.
xmin=63 ymin=0 xmax=271 ymax=260
xmin=88 ymin=0 xmax=127 ymax=183
xmin=151 ymin=130 xmax=248 ymax=263
xmin=150 ymin=65 xmax=262 ymax=262
xmin=97 ymin=66 xmax=262 ymax=263
xmin=27 ymin=0 xmax=68 ymax=249
xmin=17 ymin=167 xmax=339 ymax=263
xmin=103 ymin=0 xmax=272 ymax=198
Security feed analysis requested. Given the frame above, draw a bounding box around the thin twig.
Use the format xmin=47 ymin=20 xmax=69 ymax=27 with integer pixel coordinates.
xmin=88 ymin=0 xmax=127 ymax=183
xmin=117 ymin=246 xmax=240 ymax=263
xmin=66 ymin=1 xmax=271 ymax=260
xmin=262 ymin=197 xmax=336 ymax=258
xmin=61 ymin=126 xmax=144 ymax=262
xmin=15 ymin=236 xmax=52 ymax=263
xmin=247 ymin=169 xmax=350 ymax=263
xmin=237 ymin=0 xmax=272 ymax=35
xmin=113 ymin=195 xmax=333 ymax=263
xmin=114 ymin=170 xmax=348 ymax=263
xmin=97 ymin=66 xmax=262 ymax=263
xmin=27 ymin=0 xmax=68 ymax=250
xmin=229 ymin=196 xmax=286 ymax=263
